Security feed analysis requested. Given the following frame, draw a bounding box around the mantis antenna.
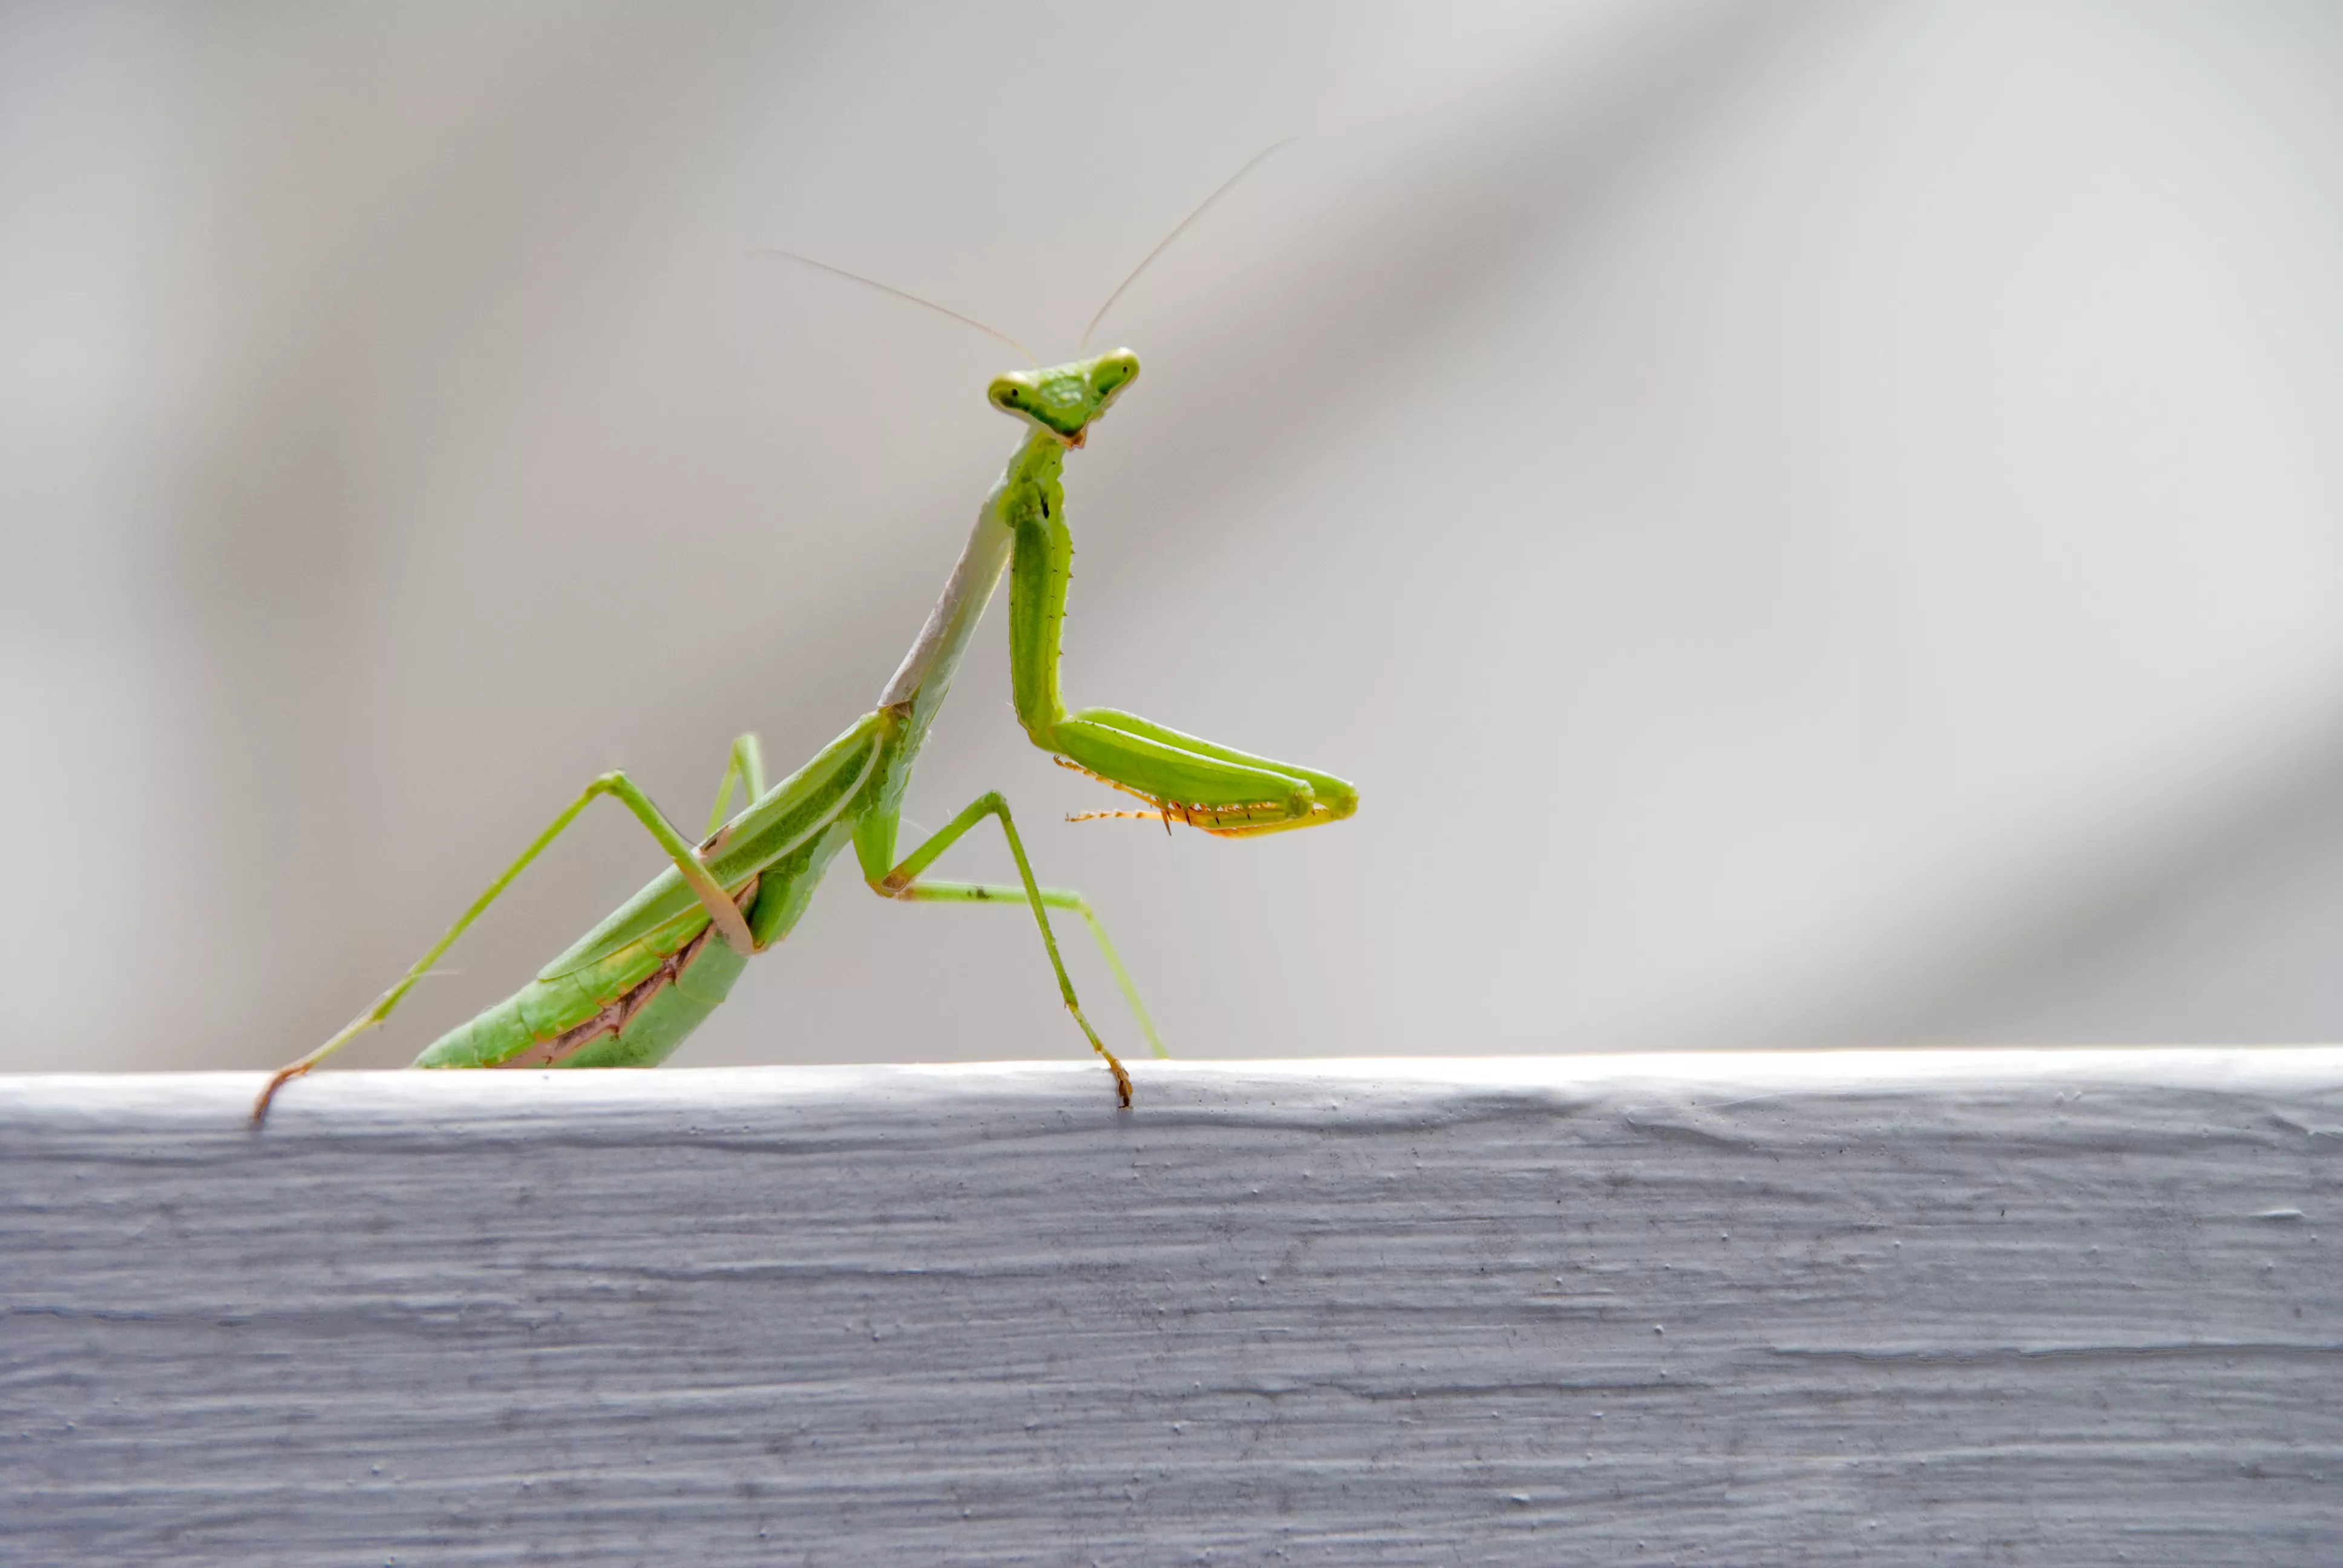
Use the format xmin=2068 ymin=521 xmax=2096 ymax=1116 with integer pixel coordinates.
xmin=753 ymin=249 xmax=1037 ymax=365
xmin=1078 ymin=137 xmax=1298 ymax=354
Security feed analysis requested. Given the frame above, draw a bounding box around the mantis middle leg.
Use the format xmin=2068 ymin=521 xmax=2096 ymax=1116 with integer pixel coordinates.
xmin=870 ymin=792 xmax=1141 ymax=1105
xmin=704 ymin=733 xmax=768 ymax=839
xmin=891 ymin=881 xmax=1165 ymax=1062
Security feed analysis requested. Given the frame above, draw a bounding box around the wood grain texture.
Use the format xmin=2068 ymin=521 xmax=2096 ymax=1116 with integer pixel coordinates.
xmin=5 ymin=1052 xmax=2341 ymax=1564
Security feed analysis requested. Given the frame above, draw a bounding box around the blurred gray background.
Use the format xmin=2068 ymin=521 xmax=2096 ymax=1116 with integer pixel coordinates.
xmin=5 ymin=1 xmax=2342 ymax=1076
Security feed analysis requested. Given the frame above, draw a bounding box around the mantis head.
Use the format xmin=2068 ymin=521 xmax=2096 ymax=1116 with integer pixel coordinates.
xmin=988 ymin=351 xmax=1139 ymax=448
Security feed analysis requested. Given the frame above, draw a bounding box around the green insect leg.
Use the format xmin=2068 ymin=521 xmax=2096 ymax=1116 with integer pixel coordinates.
xmin=704 ymin=733 xmax=768 ymax=839
xmin=1052 ymin=707 xmax=1358 ymax=837
xmin=870 ymin=792 xmax=1135 ymax=1105
xmin=253 ymin=769 xmax=757 ymax=1123
xmin=891 ymin=881 xmax=1165 ymax=1060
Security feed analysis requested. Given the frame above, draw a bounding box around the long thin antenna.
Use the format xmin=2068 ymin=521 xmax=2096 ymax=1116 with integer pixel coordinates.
xmin=753 ymin=249 xmax=1035 ymax=365
xmin=1079 ymin=137 xmax=1297 ymax=353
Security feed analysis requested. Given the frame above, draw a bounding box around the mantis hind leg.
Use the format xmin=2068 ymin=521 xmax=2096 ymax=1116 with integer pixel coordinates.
xmin=868 ymin=791 xmax=1141 ymax=1106
xmin=254 ymin=767 xmax=758 ymax=1124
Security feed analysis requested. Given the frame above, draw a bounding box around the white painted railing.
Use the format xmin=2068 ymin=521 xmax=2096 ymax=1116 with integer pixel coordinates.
xmin=7 ymin=1052 xmax=2339 ymax=1564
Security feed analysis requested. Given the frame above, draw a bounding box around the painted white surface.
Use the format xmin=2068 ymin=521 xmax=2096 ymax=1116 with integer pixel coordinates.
xmin=6 ymin=1053 xmax=2341 ymax=1563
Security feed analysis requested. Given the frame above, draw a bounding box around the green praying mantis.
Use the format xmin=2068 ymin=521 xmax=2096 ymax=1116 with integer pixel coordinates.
xmin=252 ymin=152 xmax=1357 ymax=1123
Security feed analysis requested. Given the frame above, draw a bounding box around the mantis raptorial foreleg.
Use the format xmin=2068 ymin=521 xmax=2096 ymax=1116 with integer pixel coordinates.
xmin=1050 ymin=710 xmax=1354 ymax=837
xmin=874 ymin=791 xmax=1135 ymax=1105
xmin=994 ymin=443 xmax=1357 ymax=839
xmin=253 ymin=768 xmax=755 ymax=1119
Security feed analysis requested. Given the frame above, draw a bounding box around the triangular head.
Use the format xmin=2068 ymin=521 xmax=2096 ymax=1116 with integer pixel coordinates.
xmin=988 ymin=351 xmax=1141 ymax=448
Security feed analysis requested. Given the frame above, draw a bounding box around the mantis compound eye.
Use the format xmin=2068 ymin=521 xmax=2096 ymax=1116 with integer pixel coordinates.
xmin=1089 ymin=351 xmax=1139 ymax=401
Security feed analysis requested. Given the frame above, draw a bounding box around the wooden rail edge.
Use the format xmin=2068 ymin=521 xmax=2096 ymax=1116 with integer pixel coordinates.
xmin=7 ymin=1051 xmax=2340 ymax=1564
